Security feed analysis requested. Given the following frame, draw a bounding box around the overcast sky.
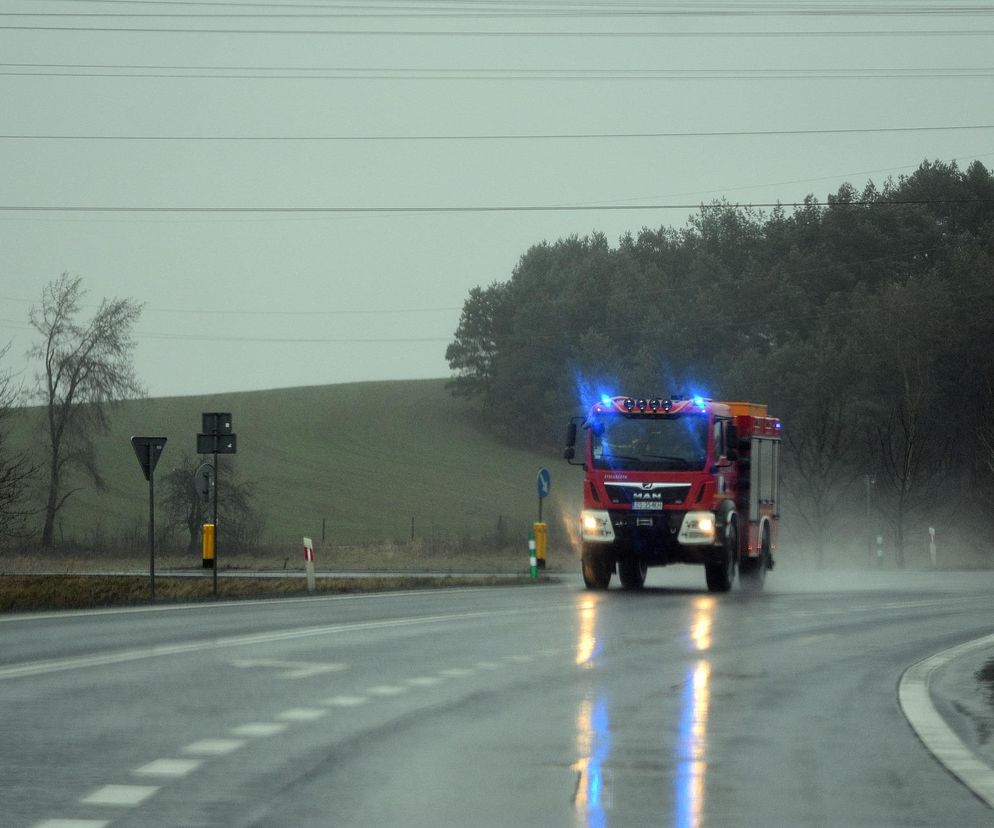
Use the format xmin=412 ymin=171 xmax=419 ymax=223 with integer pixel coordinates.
xmin=1 ymin=0 xmax=992 ymax=398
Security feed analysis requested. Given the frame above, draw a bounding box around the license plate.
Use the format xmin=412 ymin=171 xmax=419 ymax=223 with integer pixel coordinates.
xmin=631 ymin=501 xmax=663 ymax=511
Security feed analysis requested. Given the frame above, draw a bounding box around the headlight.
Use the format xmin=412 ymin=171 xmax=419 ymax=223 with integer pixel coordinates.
xmin=678 ymin=511 xmax=717 ymax=545
xmin=581 ymin=510 xmax=615 ymax=543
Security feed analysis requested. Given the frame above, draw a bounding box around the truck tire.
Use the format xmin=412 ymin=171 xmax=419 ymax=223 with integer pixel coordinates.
xmin=740 ymin=526 xmax=769 ymax=592
xmin=618 ymin=558 xmax=648 ymax=590
xmin=705 ymin=520 xmax=737 ymax=593
xmin=581 ymin=544 xmax=613 ymax=590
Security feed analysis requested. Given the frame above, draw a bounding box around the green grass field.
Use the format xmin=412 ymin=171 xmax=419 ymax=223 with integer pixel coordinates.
xmin=7 ymin=379 xmax=584 ymax=563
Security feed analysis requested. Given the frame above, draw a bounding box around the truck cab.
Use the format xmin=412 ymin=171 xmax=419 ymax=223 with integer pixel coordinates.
xmin=564 ymin=395 xmax=781 ymax=592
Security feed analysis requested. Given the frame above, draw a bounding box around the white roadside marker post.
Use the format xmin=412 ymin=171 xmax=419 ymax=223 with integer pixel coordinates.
xmin=304 ymin=536 xmax=316 ymax=593
xmin=529 ymin=529 xmax=537 ymax=579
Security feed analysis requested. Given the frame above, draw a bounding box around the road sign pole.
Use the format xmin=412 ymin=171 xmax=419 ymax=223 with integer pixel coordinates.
xmin=197 ymin=413 xmax=235 ymax=597
xmin=212 ymin=448 xmax=219 ymax=597
xmin=131 ymin=436 xmax=166 ymax=603
xmin=148 ymin=443 xmax=155 ymax=602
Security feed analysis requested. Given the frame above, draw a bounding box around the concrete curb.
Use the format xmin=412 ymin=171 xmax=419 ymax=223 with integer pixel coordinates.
xmin=899 ymin=633 xmax=994 ymax=808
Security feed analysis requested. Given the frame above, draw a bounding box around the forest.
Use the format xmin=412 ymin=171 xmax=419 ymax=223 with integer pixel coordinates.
xmin=446 ymin=159 xmax=994 ymax=567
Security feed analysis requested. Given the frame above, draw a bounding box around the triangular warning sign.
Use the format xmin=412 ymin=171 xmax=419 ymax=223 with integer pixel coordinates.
xmin=131 ymin=436 xmax=167 ymax=481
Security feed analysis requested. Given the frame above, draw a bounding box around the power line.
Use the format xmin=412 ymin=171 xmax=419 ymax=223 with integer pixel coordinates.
xmin=10 ymin=1 xmax=994 ymax=18
xmin=4 ymin=67 xmax=994 ymax=81
xmin=2 ymin=124 xmax=993 ymax=141
xmin=5 ymin=25 xmax=994 ymax=36
xmin=0 ymin=199 xmax=991 ymax=214
xmin=0 ymin=297 xmax=460 ymax=316
xmin=140 ymin=331 xmax=451 ymax=343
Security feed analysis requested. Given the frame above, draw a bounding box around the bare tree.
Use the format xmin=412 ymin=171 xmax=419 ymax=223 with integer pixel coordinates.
xmin=161 ymin=452 xmax=263 ymax=557
xmin=29 ymin=273 xmax=144 ymax=547
xmin=980 ymin=375 xmax=994 ymax=477
xmin=0 ymin=342 xmax=36 ymax=541
xmin=871 ymin=358 xmax=947 ymax=567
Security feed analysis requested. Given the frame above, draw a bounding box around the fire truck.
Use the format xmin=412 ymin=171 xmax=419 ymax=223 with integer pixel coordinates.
xmin=563 ymin=395 xmax=782 ymax=592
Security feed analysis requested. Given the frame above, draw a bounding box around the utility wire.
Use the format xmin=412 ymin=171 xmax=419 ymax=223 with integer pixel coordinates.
xmin=0 ymin=199 xmax=991 ymax=214
xmin=2 ymin=125 xmax=992 ymax=141
xmin=10 ymin=1 xmax=994 ymax=18
xmin=5 ymin=64 xmax=994 ymax=81
xmin=4 ymin=70 xmax=994 ymax=81
xmin=4 ymin=25 xmax=994 ymax=36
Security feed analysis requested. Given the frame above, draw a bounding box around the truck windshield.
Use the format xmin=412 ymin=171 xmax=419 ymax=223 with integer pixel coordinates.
xmin=590 ymin=414 xmax=708 ymax=471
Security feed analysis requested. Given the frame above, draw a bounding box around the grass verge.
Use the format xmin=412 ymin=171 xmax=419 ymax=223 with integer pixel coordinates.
xmin=0 ymin=573 xmax=553 ymax=613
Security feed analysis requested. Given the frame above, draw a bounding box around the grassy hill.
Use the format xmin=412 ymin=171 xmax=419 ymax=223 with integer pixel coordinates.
xmin=7 ymin=379 xmax=584 ymax=562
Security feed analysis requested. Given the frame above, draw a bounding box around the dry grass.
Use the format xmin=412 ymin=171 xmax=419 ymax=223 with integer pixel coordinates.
xmin=0 ymin=572 xmax=553 ymax=613
xmin=0 ymin=536 xmax=575 ymax=612
xmin=0 ymin=538 xmax=575 ymax=576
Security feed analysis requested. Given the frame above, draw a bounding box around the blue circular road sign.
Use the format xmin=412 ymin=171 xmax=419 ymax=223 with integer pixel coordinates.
xmin=536 ymin=467 xmax=551 ymax=498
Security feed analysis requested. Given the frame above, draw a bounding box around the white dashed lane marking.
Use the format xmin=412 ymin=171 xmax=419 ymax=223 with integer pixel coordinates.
xmin=80 ymin=785 xmax=159 ymax=806
xmin=133 ymin=758 xmax=203 ymax=778
xmin=182 ymin=738 xmax=246 ymax=756
xmin=231 ymin=722 xmax=288 ymax=737
xmin=407 ymin=676 xmax=444 ymax=687
xmin=322 ymin=695 xmax=369 ymax=707
xmin=367 ymin=684 xmax=408 ymax=696
xmin=230 ymin=658 xmax=346 ymax=679
xmin=277 ymin=708 xmax=328 ymax=722
xmin=34 ymin=649 xmax=554 ymax=828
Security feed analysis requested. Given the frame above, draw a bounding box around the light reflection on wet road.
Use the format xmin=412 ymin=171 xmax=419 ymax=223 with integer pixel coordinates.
xmin=573 ymin=593 xmax=716 ymax=828
xmin=674 ymin=598 xmax=715 ymax=828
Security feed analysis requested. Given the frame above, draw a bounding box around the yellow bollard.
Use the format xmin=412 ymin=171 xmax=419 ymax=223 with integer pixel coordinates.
xmin=202 ymin=523 xmax=215 ymax=569
xmin=533 ymin=522 xmax=547 ymax=569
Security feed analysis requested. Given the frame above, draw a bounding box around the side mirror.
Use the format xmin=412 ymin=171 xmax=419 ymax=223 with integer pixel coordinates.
xmin=564 ymin=418 xmax=584 ymax=465
xmin=565 ymin=421 xmax=578 ymax=449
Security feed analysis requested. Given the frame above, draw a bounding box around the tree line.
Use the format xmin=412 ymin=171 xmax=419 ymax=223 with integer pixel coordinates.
xmin=446 ymin=159 xmax=994 ymax=566
xmin=0 ymin=273 xmax=262 ymax=554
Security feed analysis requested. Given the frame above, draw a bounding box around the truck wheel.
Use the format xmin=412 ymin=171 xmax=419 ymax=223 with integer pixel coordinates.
xmin=581 ymin=544 xmax=613 ymax=590
xmin=705 ymin=520 xmax=737 ymax=593
xmin=618 ymin=558 xmax=648 ymax=590
xmin=740 ymin=527 xmax=770 ymax=592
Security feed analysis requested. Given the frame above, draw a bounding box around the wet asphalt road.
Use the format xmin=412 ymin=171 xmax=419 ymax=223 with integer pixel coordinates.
xmin=2 ymin=567 xmax=994 ymax=827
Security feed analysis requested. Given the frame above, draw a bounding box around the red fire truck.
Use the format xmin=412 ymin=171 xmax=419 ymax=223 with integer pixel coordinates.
xmin=564 ymin=395 xmax=782 ymax=592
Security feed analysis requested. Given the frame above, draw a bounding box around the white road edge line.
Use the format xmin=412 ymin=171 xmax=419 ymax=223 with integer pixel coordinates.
xmin=0 ymin=583 xmax=572 ymax=624
xmin=898 ymin=632 xmax=994 ymax=809
xmin=0 ymin=604 xmax=576 ymax=681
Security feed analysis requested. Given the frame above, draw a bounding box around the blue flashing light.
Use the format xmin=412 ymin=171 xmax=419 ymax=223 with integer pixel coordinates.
xmin=692 ymin=395 xmax=706 ymax=410
xmin=599 ymin=394 xmax=614 ymax=407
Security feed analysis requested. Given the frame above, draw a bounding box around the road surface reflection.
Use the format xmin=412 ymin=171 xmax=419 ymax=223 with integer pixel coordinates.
xmin=675 ymin=597 xmax=715 ymax=828
xmin=571 ymin=593 xmax=716 ymax=828
xmin=573 ymin=596 xmax=610 ymax=827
